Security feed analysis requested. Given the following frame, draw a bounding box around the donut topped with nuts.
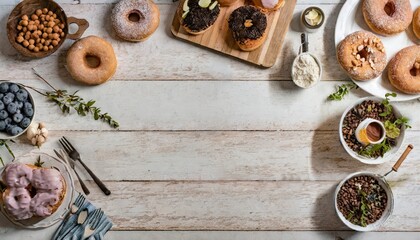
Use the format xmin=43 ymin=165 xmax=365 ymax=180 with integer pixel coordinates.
xmin=15 ymin=8 xmax=65 ymax=53
xmin=337 ymin=31 xmax=387 ymax=81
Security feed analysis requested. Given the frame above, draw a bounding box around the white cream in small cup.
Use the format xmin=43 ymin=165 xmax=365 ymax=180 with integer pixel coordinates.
xmin=355 ymin=118 xmax=386 ymax=146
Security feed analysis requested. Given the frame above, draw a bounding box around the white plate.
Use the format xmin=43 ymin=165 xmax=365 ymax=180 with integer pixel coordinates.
xmin=335 ymin=0 xmax=420 ymax=102
xmin=0 ymin=152 xmax=75 ymax=228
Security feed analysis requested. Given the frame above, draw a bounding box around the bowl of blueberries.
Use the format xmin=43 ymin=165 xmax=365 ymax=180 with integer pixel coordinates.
xmin=0 ymin=81 xmax=34 ymax=139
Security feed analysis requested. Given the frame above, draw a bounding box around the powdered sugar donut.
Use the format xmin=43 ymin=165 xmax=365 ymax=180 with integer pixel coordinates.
xmin=362 ymin=0 xmax=412 ymax=36
xmin=111 ymin=0 xmax=160 ymax=42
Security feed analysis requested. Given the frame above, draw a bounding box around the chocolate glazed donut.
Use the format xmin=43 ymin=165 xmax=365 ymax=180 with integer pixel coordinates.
xmin=228 ymin=5 xmax=267 ymax=51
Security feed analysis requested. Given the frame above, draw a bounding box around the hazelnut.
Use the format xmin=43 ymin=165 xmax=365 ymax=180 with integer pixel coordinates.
xmin=48 ymin=45 xmax=53 ymax=50
xmin=33 ymin=47 xmax=39 ymax=52
xmin=22 ymin=40 xmax=29 ymax=47
xmin=42 ymin=8 xmax=48 ymax=14
xmin=48 ymin=21 xmax=55 ymax=28
xmin=17 ymin=25 xmax=23 ymax=30
xmin=53 ymin=25 xmax=60 ymax=33
xmin=20 ymin=19 xmax=28 ymax=26
xmin=43 ymin=46 xmax=49 ymax=51
xmin=31 ymin=14 xmax=38 ymax=20
xmin=52 ymin=40 xmax=59 ymax=46
xmin=28 ymin=44 xmax=35 ymax=50
xmin=28 ymin=39 xmax=35 ymax=45
xmin=16 ymin=36 xmax=24 ymax=43
xmin=36 ymin=9 xmax=42 ymax=16
xmin=21 ymin=15 xmax=29 ymax=21
xmin=48 ymin=11 xmax=53 ymax=16
xmin=46 ymin=27 xmax=53 ymax=34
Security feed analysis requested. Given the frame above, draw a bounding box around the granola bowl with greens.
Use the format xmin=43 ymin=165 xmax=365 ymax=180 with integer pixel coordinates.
xmin=334 ymin=172 xmax=393 ymax=231
xmin=339 ymin=94 xmax=409 ymax=164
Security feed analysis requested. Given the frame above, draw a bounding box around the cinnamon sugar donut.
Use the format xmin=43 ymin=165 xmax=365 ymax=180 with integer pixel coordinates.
xmin=388 ymin=45 xmax=420 ymax=94
xmin=362 ymin=0 xmax=412 ymax=36
xmin=337 ymin=31 xmax=387 ymax=81
xmin=66 ymin=36 xmax=117 ymax=85
xmin=414 ymin=7 xmax=420 ymax=40
xmin=111 ymin=0 xmax=160 ymax=42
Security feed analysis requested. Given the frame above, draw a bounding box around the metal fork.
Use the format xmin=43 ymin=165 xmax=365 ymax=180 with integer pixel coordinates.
xmin=59 ymin=137 xmax=111 ymax=195
xmin=82 ymin=209 xmax=104 ymax=239
xmin=55 ymin=149 xmax=90 ymax=195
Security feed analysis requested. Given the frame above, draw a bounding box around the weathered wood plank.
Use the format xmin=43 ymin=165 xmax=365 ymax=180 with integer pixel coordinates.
xmin=48 ymin=180 xmax=420 ymax=231
xmin=1 ymin=229 xmax=420 ymax=240
xmin=10 ymin=80 xmax=418 ymax=131
xmin=8 ymin=130 xmax=419 ymax=182
xmin=0 ymin=3 xmax=346 ymax=81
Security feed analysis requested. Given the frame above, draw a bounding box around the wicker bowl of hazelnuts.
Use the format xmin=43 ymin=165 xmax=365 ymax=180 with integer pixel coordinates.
xmin=6 ymin=0 xmax=89 ymax=58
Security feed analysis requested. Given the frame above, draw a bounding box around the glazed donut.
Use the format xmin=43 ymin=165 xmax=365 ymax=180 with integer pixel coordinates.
xmin=337 ymin=31 xmax=387 ymax=81
xmin=3 ymin=163 xmax=32 ymax=188
xmin=178 ymin=0 xmax=220 ymax=35
xmin=388 ymin=45 xmax=420 ymax=94
xmin=414 ymin=7 xmax=420 ymax=40
xmin=362 ymin=0 xmax=412 ymax=36
xmin=66 ymin=36 xmax=117 ymax=85
xmin=111 ymin=0 xmax=160 ymax=42
xmin=1 ymin=163 xmax=65 ymax=220
xmin=228 ymin=5 xmax=267 ymax=51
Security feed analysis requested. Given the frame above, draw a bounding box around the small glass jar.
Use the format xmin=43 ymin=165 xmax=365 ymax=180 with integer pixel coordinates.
xmin=301 ymin=6 xmax=325 ymax=33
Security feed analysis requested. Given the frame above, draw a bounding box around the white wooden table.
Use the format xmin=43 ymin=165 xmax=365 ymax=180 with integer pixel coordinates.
xmin=1 ymin=0 xmax=420 ymax=239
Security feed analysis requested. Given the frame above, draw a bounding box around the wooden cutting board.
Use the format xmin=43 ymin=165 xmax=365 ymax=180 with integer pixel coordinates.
xmin=171 ymin=0 xmax=296 ymax=68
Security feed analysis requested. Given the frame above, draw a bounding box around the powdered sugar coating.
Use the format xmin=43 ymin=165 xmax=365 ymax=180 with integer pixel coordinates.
xmin=111 ymin=0 xmax=160 ymax=41
xmin=363 ymin=0 xmax=412 ymax=36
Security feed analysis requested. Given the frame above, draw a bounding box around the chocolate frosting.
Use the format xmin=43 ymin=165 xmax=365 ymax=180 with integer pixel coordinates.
xmin=228 ymin=5 xmax=267 ymax=42
xmin=182 ymin=0 xmax=220 ymax=32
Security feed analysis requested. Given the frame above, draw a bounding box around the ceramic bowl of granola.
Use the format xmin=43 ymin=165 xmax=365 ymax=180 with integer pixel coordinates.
xmin=334 ymin=172 xmax=394 ymax=231
xmin=339 ymin=96 xmax=407 ymax=164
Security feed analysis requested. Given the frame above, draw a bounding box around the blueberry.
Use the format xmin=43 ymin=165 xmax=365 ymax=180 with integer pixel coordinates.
xmin=14 ymin=101 xmax=23 ymax=109
xmin=16 ymin=89 xmax=28 ymax=102
xmin=10 ymin=126 xmax=23 ymax=136
xmin=20 ymin=117 xmax=31 ymax=128
xmin=6 ymin=124 xmax=15 ymax=135
xmin=0 ymin=120 xmax=6 ymax=131
xmin=23 ymin=106 xmax=34 ymax=117
xmin=2 ymin=95 xmax=13 ymax=105
xmin=0 ymin=110 xmax=8 ymax=120
xmin=0 ymin=101 xmax=4 ymax=110
xmin=0 ymin=83 xmax=8 ymax=93
xmin=12 ymin=113 xmax=23 ymax=123
xmin=5 ymin=117 xmax=12 ymax=125
xmin=9 ymin=84 xmax=19 ymax=93
xmin=24 ymin=102 xmax=32 ymax=109
xmin=7 ymin=102 xmax=18 ymax=114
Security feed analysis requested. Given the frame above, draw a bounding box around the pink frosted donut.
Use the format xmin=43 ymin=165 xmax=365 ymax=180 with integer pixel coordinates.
xmin=3 ymin=188 xmax=32 ymax=220
xmin=1 ymin=163 xmax=66 ymax=220
xmin=3 ymin=163 xmax=33 ymax=188
xmin=362 ymin=0 xmax=412 ymax=36
xmin=111 ymin=0 xmax=160 ymax=42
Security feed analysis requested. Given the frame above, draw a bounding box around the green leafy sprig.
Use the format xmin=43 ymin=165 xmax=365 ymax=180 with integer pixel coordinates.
xmin=34 ymin=156 xmax=44 ymax=167
xmin=327 ymin=83 xmax=358 ymax=101
xmin=0 ymin=140 xmax=15 ymax=167
xmin=45 ymin=90 xmax=119 ymax=128
xmin=379 ymin=92 xmax=397 ymax=117
xmin=359 ymin=138 xmax=392 ymax=158
xmin=25 ymin=70 xmax=119 ymax=129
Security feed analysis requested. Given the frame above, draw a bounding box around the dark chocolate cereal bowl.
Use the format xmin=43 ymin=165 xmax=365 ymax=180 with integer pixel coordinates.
xmin=339 ymin=97 xmax=406 ymax=164
xmin=334 ymin=172 xmax=393 ymax=231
